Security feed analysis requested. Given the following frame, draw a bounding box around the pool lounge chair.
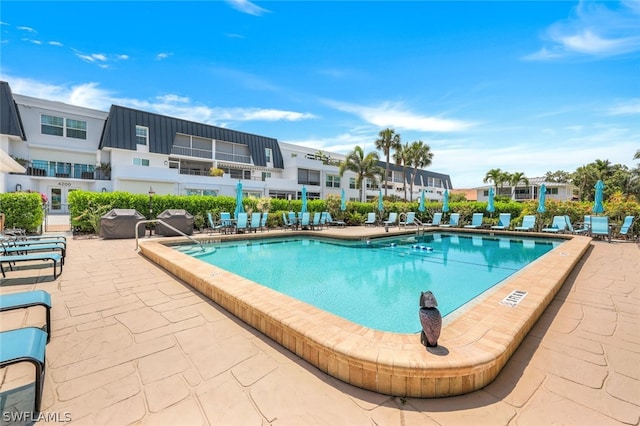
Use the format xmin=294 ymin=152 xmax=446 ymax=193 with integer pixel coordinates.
xmin=590 ymin=216 xmax=611 ymax=242
xmin=383 ymin=212 xmax=398 ymax=227
xmin=425 ymin=212 xmax=443 ymax=226
xmin=399 ymin=212 xmax=416 ymax=227
xmin=300 ymin=212 xmax=311 ymax=229
xmin=249 ymin=212 xmax=262 ymax=233
xmin=616 ymin=215 xmax=635 ymax=240
xmin=311 ymin=212 xmax=322 ymax=230
xmin=1 ymin=252 xmax=63 ymax=279
xmin=464 ymin=213 xmax=483 ymax=229
xmin=565 ymin=215 xmax=589 ymax=235
xmin=491 ymin=213 xmax=512 ymax=230
xmin=440 ymin=213 xmax=460 ymax=228
xmin=364 ymin=212 xmax=376 ymax=227
xmin=2 ymin=241 xmax=66 ymax=264
xmin=514 ymin=215 xmax=536 ymax=231
xmin=0 ymin=290 xmax=52 ymax=343
xmin=260 ymin=213 xmax=269 ymax=232
xmin=326 ymin=212 xmax=346 ymax=227
xmin=235 ymin=213 xmax=248 ymax=233
xmin=220 ymin=212 xmax=233 ymax=234
xmin=0 ymin=327 xmax=48 ymax=414
xmin=542 ymin=216 xmax=567 ymax=233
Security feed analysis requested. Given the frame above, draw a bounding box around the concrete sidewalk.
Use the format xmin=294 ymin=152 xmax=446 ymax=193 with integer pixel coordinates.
xmin=0 ymin=233 xmax=638 ymax=425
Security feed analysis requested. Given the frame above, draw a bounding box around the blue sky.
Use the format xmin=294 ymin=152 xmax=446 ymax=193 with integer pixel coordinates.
xmin=1 ymin=0 xmax=638 ymax=188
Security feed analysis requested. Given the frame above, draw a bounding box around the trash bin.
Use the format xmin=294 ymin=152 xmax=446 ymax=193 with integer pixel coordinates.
xmin=100 ymin=209 xmax=146 ymax=239
xmin=155 ymin=209 xmax=194 ymax=236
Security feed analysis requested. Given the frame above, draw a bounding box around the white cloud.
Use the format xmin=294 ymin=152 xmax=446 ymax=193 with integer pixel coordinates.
xmin=524 ymin=0 xmax=640 ymax=60
xmin=17 ymin=26 xmax=37 ymax=33
xmin=324 ymin=100 xmax=475 ymax=133
xmin=49 ymin=41 xmax=63 ymax=47
xmin=607 ymin=99 xmax=640 ymax=115
xmin=225 ymin=0 xmax=270 ymax=16
xmin=156 ymin=52 xmax=173 ymax=61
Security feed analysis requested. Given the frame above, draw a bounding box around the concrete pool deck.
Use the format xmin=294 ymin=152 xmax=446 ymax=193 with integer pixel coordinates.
xmin=0 ymin=227 xmax=638 ymax=425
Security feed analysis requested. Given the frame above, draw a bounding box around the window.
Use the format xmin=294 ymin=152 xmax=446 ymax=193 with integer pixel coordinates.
xmin=265 ymin=148 xmax=272 ymax=163
xmin=136 ymin=126 xmax=149 ymax=145
xmin=349 ymin=178 xmax=356 ymax=189
xmin=548 ymin=187 xmax=558 ymax=195
xmin=483 ymin=190 xmax=489 ymax=196
xmin=186 ymin=189 xmax=218 ymax=196
xmin=41 ymin=115 xmax=64 ymax=136
xmin=261 ymin=171 xmax=272 ymax=181
xmin=66 ymin=119 xmax=87 ymax=139
xmin=326 ymin=175 xmax=340 ymax=188
xmin=298 ymin=168 xmax=320 ymax=185
xmin=133 ymin=157 xmax=150 ymax=166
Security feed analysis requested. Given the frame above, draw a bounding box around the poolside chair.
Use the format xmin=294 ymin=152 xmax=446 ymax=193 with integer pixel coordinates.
xmin=364 ymin=212 xmax=376 ymax=226
xmin=326 ymin=212 xmax=346 ymax=227
xmin=289 ymin=212 xmax=298 ymax=230
xmin=565 ymin=215 xmax=588 ymax=235
xmin=464 ymin=213 xmax=483 ymax=229
xmin=491 ymin=213 xmax=512 ymax=230
xmin=220 ymin=212 xmax=233 ymax=234
xmin=425 ymin=212 xmax=443 ymax=226
xmin=235 ymin=213 xmax=248 ymax=233
xmin=0 ymin=327 xmax=48 ymax=414
xmin=514 ymin=215 xmax=536 ymax=232
xmin=399 ymin=212 xmax=416 ymax=227
xmin=249 ymin=212 xmax=262 ymax=233
xmin=440 ymin=213 xmax=460 ymax=228
xmin=590 ymin=216 xmax=611 ymax=242
xmin=2 ymin=241 xmax=66 ymax=265
xmin=311 ymin=212 xmax=321 ymax=230
xmin=383 ymin=212 xmax=398 ymax=227
xmin=0 ymin=290 xmax=52 ymax=343
xmin=300 ymin=212 xmax=311 ymax=229
xmin=0 ymin=252 xmax=63 ymax=279
xmin=206 ymin=212 xmax=218 ymax=235
xmin=282 ymin=212 xmax=292 ymax=230
xmin=542 ymin=216 xmax=567 ymax=233
xmin=260 ymin=212 xmax=269 ymax=232
xmin=319 ymin=212 xmax=328 ymax=229
xmin=616 ymin=215 xmax=635 ymax=240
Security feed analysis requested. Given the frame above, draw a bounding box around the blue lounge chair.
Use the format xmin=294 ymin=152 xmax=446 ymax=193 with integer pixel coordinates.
xmin=590 ymin=216 xmax=611 ymax=242
xmin=311 ymin=212 xmax=321 ymax=230
xmin=249 ymin=212 xmax=261 ymax=233
xmin=542 ymin=216 xmax=567 ymax=233
xmin=399 ymin=212 xmax=416 ymax=227
xmin=440 ymin=213 xmax=460 ymax=228
xmin=260 ymin=212 xmax=269 ymax=232
xmin=326 ymin=212 xmax=346 ymax=227
xmin=319 ymin=212 xmax=327 ymax=229
xmin=289 ymin=212 xmax=298 ymax=230
xmin=0 ymin=327 xmax=48 ymax=414
xmin=364 ymin=212 xmax=376 ymax=226
xmin=220 ymin=212 xmax=233 ymax=234
xmin=2 ymin=241 xmax=66 ymax=263
xmin=491 ymin=213 xmax=512 ymax=230
xmin=425 ymin=212 xmax=443 ymax=226
xmin=300 ymin=212 xmax=311 ymax=229
xmin=464 ymin=213 xmax=483 ymax=229
xmin=383 ymin=212 xmax=398 ymax=227
xmin=1 ymin=252 xmax=63 ymax=279
xmin=616 ymin=215 xmax=635 ymax=240
xmin=565 ymin=215 xmax=588 ymax=235
xmin=514 ymin=215 xmax=536 ymax=231
xmin=235 ymin=213 xmax=248 ymax=233
xmin=0 ymin=290 xmax=52 ymax=342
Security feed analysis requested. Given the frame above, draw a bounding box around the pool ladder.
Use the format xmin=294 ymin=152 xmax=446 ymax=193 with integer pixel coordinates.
xmin=134 ymin=219 xmax=205 ymax=251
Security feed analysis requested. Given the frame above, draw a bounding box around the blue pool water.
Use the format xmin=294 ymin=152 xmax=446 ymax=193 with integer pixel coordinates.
xmin=176 ymin=233 xmax=563 ymax=333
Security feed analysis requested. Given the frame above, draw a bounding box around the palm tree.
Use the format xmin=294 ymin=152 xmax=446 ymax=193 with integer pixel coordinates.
xmin=393 ymin=142 xmax=410 ymax=200
xmin=483 ymin=168 xmax=504 ymax=194
xmin=338 ymin=146 xmax=384 ymax=202
xmin=407 ymin=141 xmax=434 ymax=201
xmin=634 ymin=150 xmax=640 ymax=160
xmin=374 ymin=128 xmax=401 ymax=197
xmin=509 ymin=172 xmax=529 ymax=200
xmin=593 ymin=159 xmax=612 ymax=180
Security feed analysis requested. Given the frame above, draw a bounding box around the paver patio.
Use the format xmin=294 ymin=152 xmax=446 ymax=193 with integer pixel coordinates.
xmin=0 ymin=229 xmax=638 ymax=425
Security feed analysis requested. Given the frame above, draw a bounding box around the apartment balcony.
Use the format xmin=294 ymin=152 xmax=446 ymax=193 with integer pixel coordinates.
xmin=170 ymin=146 xmax=213 ymax=159
xmin=20 ymin=160 xmax=109 ymax=180
xmin=215 ymin=152 xmax=251 ymax=164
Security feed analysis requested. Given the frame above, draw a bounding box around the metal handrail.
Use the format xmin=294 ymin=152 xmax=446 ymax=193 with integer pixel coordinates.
xmin=135 ymin=219 xmax=204 ymax=251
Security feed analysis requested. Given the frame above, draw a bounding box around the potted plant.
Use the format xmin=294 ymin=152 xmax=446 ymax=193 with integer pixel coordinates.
xmin=209 ymin=167 xmax=224 ymax=177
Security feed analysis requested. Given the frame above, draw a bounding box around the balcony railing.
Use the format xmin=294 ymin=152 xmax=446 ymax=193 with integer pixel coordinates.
xmin=215 ymin=152 xmax=252 ymax=164
xmin=170 ymin=146 xmax=213 ymax=159
xmin=20 ymin=160 xmax=109 ymax=180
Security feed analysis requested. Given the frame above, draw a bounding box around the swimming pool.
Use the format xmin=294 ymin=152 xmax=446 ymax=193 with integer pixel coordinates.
xmin=178 ymin=233 xmax=563 ymax=333
xmin=139 ymin=228 xmax=591 ymax=397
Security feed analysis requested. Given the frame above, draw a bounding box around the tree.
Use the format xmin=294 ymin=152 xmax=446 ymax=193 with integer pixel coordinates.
xmin=634 ymin=150 xmax=640 ymax=160
xmin=593 ymin=159 xmax=613 ymax=180
xmin=509 ymin=172 xmax=529 ymax=199
xmin=393 ymin=142 xmax=410 ymax=201
xmin=483 ymin=168 xmax=505 ymax=193
xmin=374 ymin=128 xmax=401 ymax=197
xmin=406 ymin=141 xmax=434 ymax=201
xmin=338 ymin=146 xmax=384 ymax=202
xmin=544 ymin=170 xmax=571 ymax=183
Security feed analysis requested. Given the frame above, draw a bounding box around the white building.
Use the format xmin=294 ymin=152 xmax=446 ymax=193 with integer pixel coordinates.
xmin=1 ymin=81 xmax=452 ymax=213
xmin=475 ymin=176 xmax=578 ymax=203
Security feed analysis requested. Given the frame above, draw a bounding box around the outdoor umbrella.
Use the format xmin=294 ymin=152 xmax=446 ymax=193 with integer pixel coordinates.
xmin=301 ymin=186 xmax=308 ymax=213
xmin=486 ymin=187 xmax=495 ymax=215
xmin=340 ymin=189 xmax=347 ymax=211
xmin=418 ymin=189 xmax=426 ymax=212
xmin=234 ymin=180 xmax=244 ymax=218
xmin=442 ymin=189 xmax=450 ymax=213
xmin=537 ymin=184 xmax=547 ymax=214
xmin=378 ymin=189 xmax=384 ymax=213
xmin=592 ymin=180 xmax=605 ymax=214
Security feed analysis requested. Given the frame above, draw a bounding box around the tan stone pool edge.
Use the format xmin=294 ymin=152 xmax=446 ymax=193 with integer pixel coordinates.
xmin=138 ymin=230 xmax=591 ymax=398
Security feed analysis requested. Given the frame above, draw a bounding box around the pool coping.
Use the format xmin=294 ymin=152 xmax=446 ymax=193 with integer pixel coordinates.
xmin=138 ymin=228 xmax=591 ymax=397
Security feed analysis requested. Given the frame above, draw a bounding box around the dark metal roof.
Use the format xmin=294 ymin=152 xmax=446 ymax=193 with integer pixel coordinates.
xmin=379 ymin=161 xmax=453 ymax=189
xmin=99 ymin=105 xmax=284 ymax=169
xmin=0 ymin=81 xmax=26 ymax=140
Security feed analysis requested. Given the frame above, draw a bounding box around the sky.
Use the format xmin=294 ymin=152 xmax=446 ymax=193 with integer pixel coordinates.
xmin=1 ymin=0 xmax=639 ymax=188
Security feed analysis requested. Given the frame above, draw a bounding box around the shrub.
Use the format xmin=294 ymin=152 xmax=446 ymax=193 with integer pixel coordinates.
xmin=0 ymin=192 xmax=45 ymax=233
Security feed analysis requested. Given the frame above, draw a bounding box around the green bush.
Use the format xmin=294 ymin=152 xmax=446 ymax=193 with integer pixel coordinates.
xmin=0 ymin=192 xmax=45 ymax=233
